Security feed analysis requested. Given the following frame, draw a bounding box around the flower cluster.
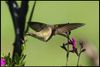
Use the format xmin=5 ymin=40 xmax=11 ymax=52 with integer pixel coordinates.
xmin=1 ymin=57 xmax=6 ymax=66
xmin=61 ymin=32 xmax=86 ymax=66
xmin=68 ymin=38 xmax=77 ymax=52
xmin=1 ymin=52 xmax=26 ymax=66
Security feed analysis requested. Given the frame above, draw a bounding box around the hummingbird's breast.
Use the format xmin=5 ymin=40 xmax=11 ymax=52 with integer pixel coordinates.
xmin=36 ymin=26 xmax=52 ymax=41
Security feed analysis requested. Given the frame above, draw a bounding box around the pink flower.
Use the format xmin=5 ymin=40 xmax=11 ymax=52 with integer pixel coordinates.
xmin=68 ymin=38 xmax=77 ymax=52
xmin=1 ymin=57 xmax=6 ymax=66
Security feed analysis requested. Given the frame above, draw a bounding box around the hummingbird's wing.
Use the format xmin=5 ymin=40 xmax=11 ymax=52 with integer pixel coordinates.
xmin=28 ymin=22 xmax=48 ymax=32
xmin=54 ymin=23 xmax=85 ymax=34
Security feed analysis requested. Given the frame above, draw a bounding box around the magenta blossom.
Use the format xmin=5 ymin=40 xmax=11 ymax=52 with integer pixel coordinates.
xmin=68 ymin=38 xmax=77 ymax=52
xmin=1 ymin=57 xmax=6 ymax=66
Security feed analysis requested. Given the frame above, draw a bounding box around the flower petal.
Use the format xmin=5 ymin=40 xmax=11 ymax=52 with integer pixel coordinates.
xmin=1 ymin=57 xmax=6 ymax=66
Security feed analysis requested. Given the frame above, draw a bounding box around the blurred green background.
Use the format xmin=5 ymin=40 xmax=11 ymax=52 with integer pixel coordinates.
xmin=1 ymin=1 xmax=99 ymax=66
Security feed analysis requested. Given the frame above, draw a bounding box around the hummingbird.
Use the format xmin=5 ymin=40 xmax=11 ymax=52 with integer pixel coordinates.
xmin=26 ymin=21 xmax=85 ymax=42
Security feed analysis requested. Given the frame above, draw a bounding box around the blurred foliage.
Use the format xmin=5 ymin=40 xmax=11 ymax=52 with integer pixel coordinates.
xmin=2 ymin=52 xmax=26 ymax=66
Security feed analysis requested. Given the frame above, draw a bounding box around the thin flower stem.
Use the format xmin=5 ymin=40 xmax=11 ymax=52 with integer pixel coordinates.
xmin=66 ymin=49 xmax=69 ymax=66
xmin=66 ymin=33 xmax=70 ymax=66
xmin=77 ymin=55 xmax=80 ymax=66
xmin=77 ymin=45 xmax=85 ymax=66
xmin=66 ymin=55 xmax=67 ymax=66
xmin=77 ymin=51 xmax=82 ymax=66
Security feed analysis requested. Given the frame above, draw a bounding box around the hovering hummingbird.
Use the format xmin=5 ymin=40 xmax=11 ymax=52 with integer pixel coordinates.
xmin=26 ymin=22 xmax=85 ymax=42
